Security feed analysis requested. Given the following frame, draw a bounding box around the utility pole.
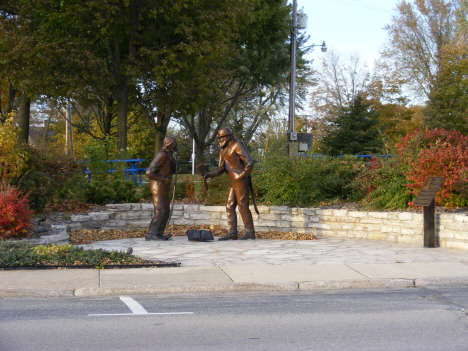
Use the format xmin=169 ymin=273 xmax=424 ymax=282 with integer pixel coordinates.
xmin=65 ymin=109 xmax=68 ymax=155
xmin=287 ymin=0 xmax=298 ymax=156
xmin=192 ymin=138 xmax=195 ymax=175
xmin=68 ymin=99 xmax=74 ymax=158
xmin=287 ymin=2 xmax=325 ymax=156
xmin=65 ymin=100 xmax=74 ymax=156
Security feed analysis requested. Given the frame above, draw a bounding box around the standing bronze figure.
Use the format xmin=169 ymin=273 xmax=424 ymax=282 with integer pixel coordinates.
xmin=204 ymin=127 xmax=258 ymax=240
xmin=145 ymin=136 xmax=178 ymax=241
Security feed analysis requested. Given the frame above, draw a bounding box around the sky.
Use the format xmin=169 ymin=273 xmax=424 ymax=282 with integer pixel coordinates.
xmin=293 ymin=0 xmax=401 ymax=116
xmin=299 ymin=0 xmax=399 ymax=67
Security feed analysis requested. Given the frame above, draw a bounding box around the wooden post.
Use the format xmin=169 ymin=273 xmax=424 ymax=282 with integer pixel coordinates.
xmin=423 ymin=199 xmax=435 ymax=248
xmin=414 ymin=177 xmax=444 ymax=249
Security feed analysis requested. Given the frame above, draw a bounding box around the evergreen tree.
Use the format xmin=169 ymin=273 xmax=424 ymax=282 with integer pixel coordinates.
xmin=321 ymin=95 xmax=384 ymax=156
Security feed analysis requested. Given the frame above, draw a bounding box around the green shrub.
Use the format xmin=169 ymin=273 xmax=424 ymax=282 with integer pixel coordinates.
xmin=83 ymin=137 xmax=129 ymax=182
xmin=137 ymin=176 xmax=187 ymax=203
xmin=204 ymin=173 xmax=229 ymax=205
xmin=175 ymin=175 xmax=191 ymax=200
xmin=81 ymin=137 xmax=145 ymax=205
xmin=349 ymin=156 xmax=414 ymax=210
xmin=85 ymin=179 xmax=140 ymax=205
xmin=253 ymin=153 xmax=360 ymax=207
xmin=0 ymin=242 xmax=138 ymax=267
xmin=137 ymin=182 xmax=153 ymax=201
xmin=0 ymin=116 xmax=28 ymax=181
xmin=13 ymin=144 xmax=85 ymax=212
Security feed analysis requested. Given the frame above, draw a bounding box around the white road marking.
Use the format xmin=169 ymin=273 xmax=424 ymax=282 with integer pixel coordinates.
xmin=88 ymin=296 xmax=194 ymax=317
xmin=120 ymin=296 xmax=148 ymax=314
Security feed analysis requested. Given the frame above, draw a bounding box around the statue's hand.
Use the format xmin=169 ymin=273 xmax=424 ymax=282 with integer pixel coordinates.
xmin=232 ymin=172 xmax=244 ymax=181
xmin=161 ymin=177 xmax=171 ymax=185
xmin=203 ymin=172 xmax=213 ymax=180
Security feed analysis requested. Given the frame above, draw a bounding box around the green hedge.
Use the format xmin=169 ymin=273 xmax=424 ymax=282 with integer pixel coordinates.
xmin=85 ymin=179 xmax=140 ymax=205
xmin=253 ymin=153 xmax=361 ymax=207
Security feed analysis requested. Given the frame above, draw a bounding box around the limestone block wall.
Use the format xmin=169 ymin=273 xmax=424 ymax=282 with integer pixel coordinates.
xmin=69 ymin=204 xmax=468 ymax=250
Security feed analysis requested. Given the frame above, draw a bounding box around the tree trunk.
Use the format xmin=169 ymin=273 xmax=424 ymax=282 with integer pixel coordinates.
xmin=153 ymin=100 xmax=174 ymax=154
xmin=195 ymin=142 xmax=206 ymax=167
xmin=17 ymin=91 xmax=30 ymax=145
xmin=7 ymin=83 xmax=17 ymax=115
xmin=104 ymin=95 xmax=114 ymax=136
xmin=154 ymin=128 xmax=165 ymax=155
xmin=1 ymin=82 xmax=18 ymax=122
xmin=116 ymin=86 xmax=128 ymax=152
xmin=42 ymin=115 xmax=52 ymax=141
xmin=67 ymin=100 xmax=74 ymax=157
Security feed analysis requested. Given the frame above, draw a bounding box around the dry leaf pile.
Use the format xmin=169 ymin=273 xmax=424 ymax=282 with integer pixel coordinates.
xmin=70 ymin=224 xmax=317 ymax=245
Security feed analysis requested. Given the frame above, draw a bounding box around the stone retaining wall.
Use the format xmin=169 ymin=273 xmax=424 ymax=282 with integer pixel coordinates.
xmin=69 ymin=204 xmax=468 ymax=250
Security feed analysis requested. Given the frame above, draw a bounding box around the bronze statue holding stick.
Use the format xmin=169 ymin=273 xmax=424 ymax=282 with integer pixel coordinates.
xmin=145 ymin=136 xmax=178 ymax=241
xmin=201 ymin=127 xmax=259 ymax=240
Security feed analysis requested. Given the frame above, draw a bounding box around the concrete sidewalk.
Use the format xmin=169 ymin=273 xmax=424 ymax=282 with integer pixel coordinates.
xmin=1 ymin=236 xmax=468 ymax=297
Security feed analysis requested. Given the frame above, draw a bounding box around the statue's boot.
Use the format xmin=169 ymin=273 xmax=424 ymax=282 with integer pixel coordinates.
xmin=218 ymin=233 xmax=238 ymax=241
xmin=239 ymin=232 xmax=255 ymax=240
xmin=146 ymin=233 xmax=172 ymax=241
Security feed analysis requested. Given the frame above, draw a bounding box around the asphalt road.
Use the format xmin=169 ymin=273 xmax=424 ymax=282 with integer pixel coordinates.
xmin=1 ymin=287 xmax=468 ymax=351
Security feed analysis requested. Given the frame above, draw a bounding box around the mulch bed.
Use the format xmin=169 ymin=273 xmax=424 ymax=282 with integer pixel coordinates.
xmin=69 ymin=224 xmax=317 ymax=245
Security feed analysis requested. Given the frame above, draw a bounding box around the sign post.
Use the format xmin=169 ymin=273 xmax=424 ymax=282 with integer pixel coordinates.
xmin=413 ymin=177 xmax=444 ymax=248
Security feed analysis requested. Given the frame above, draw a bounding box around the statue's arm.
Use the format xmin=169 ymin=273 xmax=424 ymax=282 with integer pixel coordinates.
xmin=146 ymin=153 xmax=170 ymax=184
xmin=204 ymin=153 xmax=225 ymax=179
xmin=236 ymin=141 xmax=254 ymax=179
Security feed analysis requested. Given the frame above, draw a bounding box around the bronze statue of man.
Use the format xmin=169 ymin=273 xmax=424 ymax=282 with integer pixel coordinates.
xmin=204 ymin=127 xmax=256 ymax=240
xmin=145 ymin=136 xmax=178 ymax=241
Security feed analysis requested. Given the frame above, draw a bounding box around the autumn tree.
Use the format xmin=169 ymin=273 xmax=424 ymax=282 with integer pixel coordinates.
xmin=424 ymin=40 xmax=468 ymax=133
xmin=1 ymin=0 xmax=245 ymax=152
xmin=134 ymin=0 xmax=251 ymax=155
xmin=176 ymin=0 xmax=306 ymax=165
xmin=382 ymin=0 xmax=457 ymax=100
xmin=309 ymin=51 xmax=419 ymax=149
xmin=0 ymin=6 xmax=32 ymax=145
xmin=310 ymin=51 xmax=370 ymax=120
xmin=423 ymin=1 xmax=468 ymax=133
xmin=366 ymin=60 xmax=422 ymax=143
xmin=0 ymin=78 xmax=18 ymax=123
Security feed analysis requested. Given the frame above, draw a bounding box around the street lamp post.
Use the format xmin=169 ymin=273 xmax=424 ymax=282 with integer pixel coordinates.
xmin=287 ymin=0 xmax=299 ymax=156
xmin=287 ymin=0 xmax=326 ymax=156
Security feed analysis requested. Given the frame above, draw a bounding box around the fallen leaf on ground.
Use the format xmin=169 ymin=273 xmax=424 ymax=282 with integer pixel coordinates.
xmin=69 ymin=225 xmax=317 ymax=245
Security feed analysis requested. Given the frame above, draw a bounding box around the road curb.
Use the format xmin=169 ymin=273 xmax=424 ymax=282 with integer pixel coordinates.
xmin=299 ymin=279 xmax=415 ymax=290
xmin=74 ymin=282 xmax=299 ymax=296
xmin=3 ymin=278 xmax=468 ymax=298
xmin=72 ymin=279 xmax=419 ymax=296
xmin=72 ymin=278 xmax=468 ymax=296
xmin=0 ymin=289 xmax=74 ymax=298
xmin=415 ymin=276 xmax=468 ymax=287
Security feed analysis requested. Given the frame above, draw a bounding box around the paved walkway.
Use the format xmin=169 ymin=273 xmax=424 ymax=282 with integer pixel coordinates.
xmin=81 ymin=236 xmax=468 ymax=267
xmin=1 ymin=235 xmax=468 ymax=297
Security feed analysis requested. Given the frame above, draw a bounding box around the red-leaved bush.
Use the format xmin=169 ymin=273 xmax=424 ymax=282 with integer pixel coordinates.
xmin=396 ymin=129 xmax=468 ymax=206
xmin=0 ymin=181 xmax=32 ymax=239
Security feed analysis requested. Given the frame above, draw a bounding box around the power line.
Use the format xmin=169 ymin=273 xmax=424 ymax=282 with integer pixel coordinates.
xmin=331 ymin=0 xmax=393 ymax=14
xmin=350 ymin=0 xmax=393 ymax=13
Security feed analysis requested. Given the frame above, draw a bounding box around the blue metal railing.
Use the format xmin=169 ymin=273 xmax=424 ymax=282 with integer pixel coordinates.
xmin=292 ymin=154 xmax=393 ymax=159
xmin=83 ymin=159 xmax=147 ymax=185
